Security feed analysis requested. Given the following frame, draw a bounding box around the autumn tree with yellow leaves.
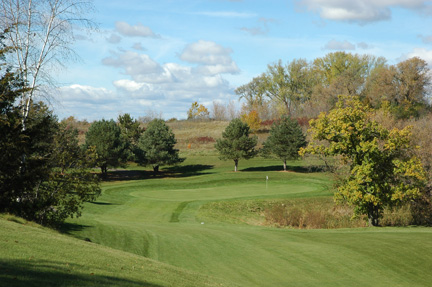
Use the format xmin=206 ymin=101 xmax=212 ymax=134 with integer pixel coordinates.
xmin=300 ymin=96 xmax=427 ymax=226
xmin=240 ymin=110 xmax=261 ymax=133
xmin=187 ymin=102 xmax=210 ymax=120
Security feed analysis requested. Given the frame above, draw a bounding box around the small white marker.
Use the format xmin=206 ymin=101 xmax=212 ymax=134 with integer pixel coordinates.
xmin=201 ymin=222 xmax=204 ymax=224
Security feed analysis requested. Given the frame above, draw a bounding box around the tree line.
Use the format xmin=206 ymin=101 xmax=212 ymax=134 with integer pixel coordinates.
xmin=1 ymin=0 xmax=431 ymax=229
xmin=218 ymin=52 xmax=432 ymax=227
xmin=86 ymin=115 xmax=183 ymax=174
xmin=236 ymin=52 xmax=431 ymax=121
xmin=0 ymin=35 xmax=183 ymax=225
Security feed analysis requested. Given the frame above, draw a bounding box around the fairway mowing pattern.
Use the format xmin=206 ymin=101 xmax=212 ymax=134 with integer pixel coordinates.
xmin=64 ymin=156 xmax=432 ymax=286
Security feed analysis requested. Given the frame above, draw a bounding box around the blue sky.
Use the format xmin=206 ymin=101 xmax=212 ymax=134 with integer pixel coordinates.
xmin=54 ymin=0 xmax=432 ymax=121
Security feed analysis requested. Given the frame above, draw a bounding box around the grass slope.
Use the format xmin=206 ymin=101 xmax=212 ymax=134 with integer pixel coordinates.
xmin=62 ymin=155 xmax=432 ymax=286
xmin=0 ymin=216 xmax=234 ymax=287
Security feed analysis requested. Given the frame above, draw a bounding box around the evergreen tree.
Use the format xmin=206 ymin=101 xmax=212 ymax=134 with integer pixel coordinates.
xmin=1 ymin=33 xmax=100 ymax=226
xmin=262 ymin=116 xmax=306 ymax=171
xmin=215 ymin=119 xmax=258 ymax=172
xmin=117 ymin=113 xmax=144 ymax=161
xmin=85 ymin=119 xmax=128 ymax=174
xmin=136 ymin=119 xmax=183 ymax=173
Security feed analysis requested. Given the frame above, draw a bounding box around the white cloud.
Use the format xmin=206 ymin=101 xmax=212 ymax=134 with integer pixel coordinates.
xmin=179 ymin=40 xmax=240 ymax=75
xmin=180 ymin=40 xmax=232 ymax=65
xmin=324 ymin=39 xmax=356 ymax=50
xmin=418 ymin=34 xmax=432 ymax=44
xmin=106 ymin=33 xmax=122 ymax=44
xmin=55 ymin=85 xmax=121 ymax=121
xmin=406 ymin=48 xmax=432 ymax=65
xmin=241 ymin=26 xmax=267 ymax=36
xmin=115 ymin=21 xmax=160 ymax=38
xmin=59 ymin=85 xmax=117 ymax=104
xmin=298 ymin=0 xmax=431 ymax=24
xmin=240 ymin=18 xmax=277 ymax=36
xmin=132 ymin=42 xmax=146 ymax=51
xmin=102 ymin=51 xmax=163 ymax=79
xmin=357 ymin=42 xmax=372 ymax=49
xmin=80 ymin=40 xmax=241 ymax=120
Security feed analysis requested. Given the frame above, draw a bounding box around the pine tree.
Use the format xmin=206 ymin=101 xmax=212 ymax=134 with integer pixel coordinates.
xmin=215 ymin=119 xmax=258 ymax=172
xmin=136 ymin=119 xmax=184 ymax=173
xmin=262 ymin=116 xmax=306 ymax=171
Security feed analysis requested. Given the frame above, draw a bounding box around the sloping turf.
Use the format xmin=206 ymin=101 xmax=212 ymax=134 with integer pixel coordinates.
xmin=3 ymin=156 xmax=432 ymax=286
xmin=62 ymin=156 xmax=432 ymax=286
xmin=0 ymin=216 xmax=234 ymax=286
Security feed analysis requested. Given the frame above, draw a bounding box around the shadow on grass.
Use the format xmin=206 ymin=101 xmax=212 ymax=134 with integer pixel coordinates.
xmin=58 ymin=222 xmax=92 ymax=236
xmin=89 ymin=202 xmax=115 ymax=206
xmin=0 ymin=259 xmax=161 ymax=287
xmin=242 ymin=165 xmax=327 ymax=173
xmin=102 ymin=170 xmax=153 ymax=182
xmin=163 ymin=164 xmax=214 ymax=177
xmin=102 ymin=164 xmax=214 ymax=181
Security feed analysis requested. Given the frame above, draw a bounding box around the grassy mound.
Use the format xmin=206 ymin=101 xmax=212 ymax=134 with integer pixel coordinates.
xmin=0 ymin=215 xmax=234 ymax=287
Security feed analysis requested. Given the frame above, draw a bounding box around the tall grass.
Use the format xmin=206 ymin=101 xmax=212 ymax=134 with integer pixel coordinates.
xmin=199 ymin=197 xmax=417 ymax=229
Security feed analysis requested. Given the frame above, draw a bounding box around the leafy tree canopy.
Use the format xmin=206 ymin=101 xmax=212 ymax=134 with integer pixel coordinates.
xmin=136 ymin=119 xmax=184 ymax=173
xmin=215 ymin=118 xmax=258 ymax=172
xmin=117 ymin=113 xmax=144 ymax=161
xmin=187 ymin=102 xmax=210 ymax=120
xmin=0 ymin=66 xmax=100 ymax=226
xmin=300 ymin=96 xmax=427 ymax=226
xmin=85 ymin=119 xmax=128 ymax=174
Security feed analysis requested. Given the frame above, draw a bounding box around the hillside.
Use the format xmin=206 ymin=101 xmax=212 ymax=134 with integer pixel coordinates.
xmin=63 ymin=156 xmax=432 ymax=286
xmin=0 ymin=215 xmax=234 ymax=287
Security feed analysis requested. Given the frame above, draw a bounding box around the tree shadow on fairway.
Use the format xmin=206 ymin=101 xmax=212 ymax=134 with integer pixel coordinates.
xmin=102 ymin=170 xmax=154 ymax=182
xmin=163 ymin=164 xmax=214 ymax=177
xmin=101 ymin=165 xmax=214 ymax=181
xmin=0 ymin=259 xmax=161 ymax=287
xmin=89 ymin=201 xmax=115 ymax=206
xmin=58 ymin=222 xmax=92 ymax=236
xmin=242 ymin=165 xmax=327 ymax=173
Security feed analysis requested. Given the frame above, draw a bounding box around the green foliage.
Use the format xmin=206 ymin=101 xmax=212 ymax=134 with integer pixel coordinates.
xmin=117 ymin=113 xmax=144 ymax=160
xmin=0 ymin=65 xmax=100 ymax=226
xmin=300 ymin=96 xmax=427 ymax=226
xmin=0 ymin=66 xmax=29 ymax=213
xmin=136 ymin=119 xmax=184 ymax=172
xmin=235 ymin=75 xmax=266 ymax=107
xmin=85 ymin=119 xmax=128 ymax=174
xmin=262 ymin=116 xmax=306 ymax=171
xmin=215 ymin=118 xmax=258 ymax=171
xmin=261 ymin=59 xmax=313 ymax=115
xmin=364 ymin=57 xmax=431 ymax=119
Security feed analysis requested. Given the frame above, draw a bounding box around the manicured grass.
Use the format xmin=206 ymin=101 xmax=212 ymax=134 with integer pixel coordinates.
xmin=59 ymin=155 xmax=432 ymax=286
xmin=0 ymin=215 xmax=234 ymax=287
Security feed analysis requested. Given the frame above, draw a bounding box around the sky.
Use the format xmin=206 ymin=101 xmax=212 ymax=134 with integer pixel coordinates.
xmin=53 ymin=0 xmax=432 ymax=121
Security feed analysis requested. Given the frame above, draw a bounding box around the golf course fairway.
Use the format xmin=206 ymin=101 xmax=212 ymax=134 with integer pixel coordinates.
xmin=61 ymin=156 xmax=432 ymax=286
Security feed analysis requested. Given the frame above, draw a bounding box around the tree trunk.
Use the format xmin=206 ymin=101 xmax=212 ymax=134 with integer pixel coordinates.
xmin=283 ymin=160 xmax=287 ymax=171
xmin=153 ymin=165 xmax=159 ymax=173
xmin=367 ymin=205 xmax=380 ymax=226
xmin=234 ymin=159 xmax=238 ymax=172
